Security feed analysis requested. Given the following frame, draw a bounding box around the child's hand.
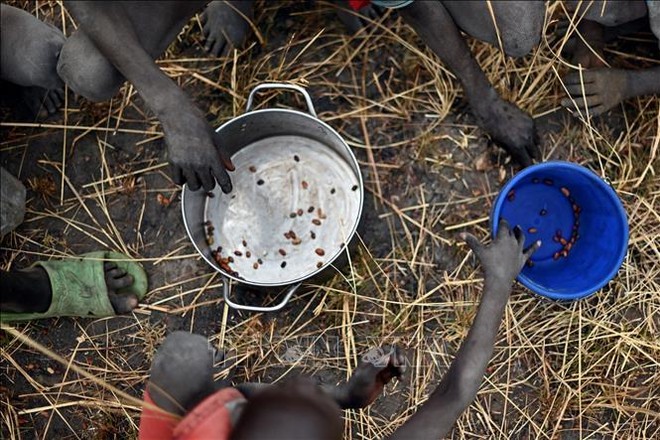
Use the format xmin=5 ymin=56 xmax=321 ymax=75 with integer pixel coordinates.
xmin=460 ymin=219 xmax=541 ymax=286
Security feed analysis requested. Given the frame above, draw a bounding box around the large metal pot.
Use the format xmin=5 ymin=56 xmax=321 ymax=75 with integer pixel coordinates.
xmin=182 ymin=83 xmax=363 ymax=312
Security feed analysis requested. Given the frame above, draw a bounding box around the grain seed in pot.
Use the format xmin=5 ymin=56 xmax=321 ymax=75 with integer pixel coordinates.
xmin=281 ymin=261 xmax=287 ymax=268
xmin=257 ymin=258 xmax=263 ymax=265
xmin=539 ymin=209 xmax=547 ymax=216
xmin=310 ymin=231 xmax=316 ymax=239
xmin=315 ymin=248 xmax=325 ymax=256
xmin=507 ymin=190 xmax=515 ymax=202
xmin=543 ymin=178 xmax=554 ymax=186
xmin=253 ymin=262 xmax=259 ymax=270
xmin=317 ymin=208 xmax=327 ymax=219
xmin=330 ymin=188 xmax=336 ymax=194
xmin=351 ymin=185 xmax=358 ymax=191
xmin=228 ymin=256 xmax=234 ymax=263
xmin=308 ymin=206 xmax=314 ymax=213
xmin=312 ymin=219 xmax=321 ymax=226
xmin=292 ymin=238 xmax=302 ymax=245
xmin=289 ymin=212 xmax=297 ymax=218
xmin=279 ymin=249 xmax=286 ymax=256
xmin=257 ymin=179 xmax=264 ymax=186
xmin=532 ymin=178 xmax=540 ymax=184
xmin=297 ymin=209 xmax=303 ymax=216
xmin=242 ymin=240 xmax=247 ymax=247
xmin=249 ymin=165 xmax=257 ymax=173
xmin=528 ymin=227 xmax=537 ymax=233
xmin=289 ymin=230 xmax=297 ymax=239
xmin=246 ymin=251 xmax=251 ymax=258
xmin=302 ymin=181 xmax=309 ymax=190
xmin=234 ymin=250 xmax=243 ymax=257
xmin=294 ymin=155 xmax=300 ymax=162
xmin=561 ymin=187 xmax=570 ymax=197
xmin=207 ymin=192 xmax=215 ymax=198
xmin=316 ymin=261 xmax=323 ymax=268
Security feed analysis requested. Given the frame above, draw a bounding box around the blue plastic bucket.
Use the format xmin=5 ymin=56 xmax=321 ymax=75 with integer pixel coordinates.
xmin=491 ymin=161 xmax=628 ymax=300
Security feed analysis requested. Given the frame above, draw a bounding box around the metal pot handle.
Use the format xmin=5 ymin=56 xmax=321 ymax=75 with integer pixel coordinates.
xmin=222 ymin=278 xmax=301 ymax=312
xmin=245 ymin=83 xmax=317 ymax=117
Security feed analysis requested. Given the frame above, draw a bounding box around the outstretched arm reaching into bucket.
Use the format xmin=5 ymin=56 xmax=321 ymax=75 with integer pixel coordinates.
xmin=388 ymin=220 xmax=540 ymax=440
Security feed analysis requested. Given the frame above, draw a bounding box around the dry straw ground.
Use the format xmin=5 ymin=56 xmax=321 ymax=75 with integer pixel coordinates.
xmin=1 ymin=1 xmax=659 ymax=439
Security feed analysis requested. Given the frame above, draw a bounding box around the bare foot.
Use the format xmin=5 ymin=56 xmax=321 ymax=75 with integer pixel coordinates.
xmin=201 ymin=0 xmax=254 ymax=56
xmin=21 ymin=86 xmax=65 ymax=118
xmin=104 ymin=262 xmax=139 ymax=313
xmin=471 ymin=94 xmax=539 ymax=167
xmin=561 ymin=69 xmax=626 ymax=116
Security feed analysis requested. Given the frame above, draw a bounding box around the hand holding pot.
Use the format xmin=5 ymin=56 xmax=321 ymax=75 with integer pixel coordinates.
xmin=162 ymin=104 xmax=235 ymax=193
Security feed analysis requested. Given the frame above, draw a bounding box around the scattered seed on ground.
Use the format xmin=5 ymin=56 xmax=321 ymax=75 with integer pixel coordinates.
xmin=315 ymin=248 xmax=325 ymax=256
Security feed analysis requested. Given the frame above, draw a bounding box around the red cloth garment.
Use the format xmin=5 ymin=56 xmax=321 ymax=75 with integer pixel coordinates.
xmin=349 ymin=0 xmax=371 ymax=11
xmin=139 ymin=390 xmax=181 ymax=440
xmin=139 ymin=388 xmax=246 ymax=440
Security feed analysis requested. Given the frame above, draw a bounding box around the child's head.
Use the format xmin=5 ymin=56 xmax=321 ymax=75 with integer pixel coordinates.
xmin=231 ymin=378 xmax=342 ymax=440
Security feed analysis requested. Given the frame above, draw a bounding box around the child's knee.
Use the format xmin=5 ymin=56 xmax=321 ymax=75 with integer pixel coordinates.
xmin=57 ymin=30 xmax=124 ymax=102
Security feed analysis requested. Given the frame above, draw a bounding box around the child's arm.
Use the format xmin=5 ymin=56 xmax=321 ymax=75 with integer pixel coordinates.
xmin=388 ymin=220 xmax=540 ymax=439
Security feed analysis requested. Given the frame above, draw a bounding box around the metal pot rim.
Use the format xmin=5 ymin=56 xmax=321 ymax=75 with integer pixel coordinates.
xmin=182 ymin=108 xmax=364 ymax=288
